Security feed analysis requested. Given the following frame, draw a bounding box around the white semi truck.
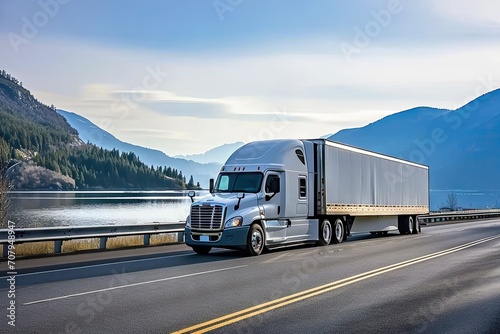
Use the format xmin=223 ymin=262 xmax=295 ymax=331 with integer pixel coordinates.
xmin=185 ymin=139 xmax=429 ymax=256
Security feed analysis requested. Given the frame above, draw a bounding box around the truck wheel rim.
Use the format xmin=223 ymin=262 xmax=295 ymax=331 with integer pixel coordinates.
xmin=251 ymin=230 xmax=262 ymax=251
xmin=323 ymin=223 xmax=331 ymax=242
xmin=335 ymin=221 xmax=343 ymax=241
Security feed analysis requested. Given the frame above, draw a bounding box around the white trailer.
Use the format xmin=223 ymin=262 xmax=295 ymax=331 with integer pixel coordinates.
xmin=185 ymin=139 xmax=429 ymax=255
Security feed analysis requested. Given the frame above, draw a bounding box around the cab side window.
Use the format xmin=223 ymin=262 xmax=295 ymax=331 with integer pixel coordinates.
xmin=299 ymin=177 xmax=307 ymax=199
xmin=265 ymin=175 xmax=280 ymax=193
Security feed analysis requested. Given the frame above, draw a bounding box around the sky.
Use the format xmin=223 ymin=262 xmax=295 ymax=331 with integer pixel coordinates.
xmin=1 ymin=0 xmax=500 ymax=156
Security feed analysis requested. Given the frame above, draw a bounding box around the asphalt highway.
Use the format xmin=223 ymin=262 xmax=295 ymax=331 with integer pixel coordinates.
xmin=1 ymin=219 xmax=499 ymax=333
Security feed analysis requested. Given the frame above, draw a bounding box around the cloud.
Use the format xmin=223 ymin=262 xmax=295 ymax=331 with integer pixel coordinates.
xmin=427 ymin=0 xmax=500 ymax=26
xmin=106 ymin=90 xmax=229 ymax=119
xmin=2 ymin=27 xmax=500 ymax=155
xmin=142 ymin=101 xmax=230 ymax=119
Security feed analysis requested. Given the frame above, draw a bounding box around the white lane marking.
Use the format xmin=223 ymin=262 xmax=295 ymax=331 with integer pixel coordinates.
xmin=23 ymin=264 xmax=248 ymax=306
xmin=0 ymin=252 xmax=195 ymax=279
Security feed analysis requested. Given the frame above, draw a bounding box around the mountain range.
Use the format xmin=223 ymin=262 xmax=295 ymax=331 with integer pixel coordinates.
xmin=56 ymin=110 xmax=223 ymax=188
xmin=329 ymin=89 xmax=500 ymax=209
xmin=174 ymin=142 xmax=245 ymax=164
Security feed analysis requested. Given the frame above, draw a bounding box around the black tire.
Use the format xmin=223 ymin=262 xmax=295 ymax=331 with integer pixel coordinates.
xmin=412 ymin=216 xmax=420 ymax=234
xmin=332 ymin=218 xmax=345 ymax=244
xmin=398 ymin=215 xmax=414 ymax=235
xmin=246 ymin=224 xmax=265 ymax=256
xmin=192 ymin=246 xmax=212 ymax=254
xmin=318 ymin=219 xmax=332 ymax=246
xmin=408 ymin=216 xmax=415 ymax=234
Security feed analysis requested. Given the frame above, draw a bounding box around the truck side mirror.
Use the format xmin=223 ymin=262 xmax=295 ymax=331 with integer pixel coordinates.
xmin=188 ymin=190 xmax=195 ymax=203
xmin=209 ymin=178 xmax=214 ymax=193
xmin=235 ymin=192 xmax=245 ymax=210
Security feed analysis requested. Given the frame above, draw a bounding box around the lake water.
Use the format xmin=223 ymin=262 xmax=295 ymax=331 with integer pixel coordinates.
xmin=6 ymin=189 xmax=499 ymax=228
xmin=430 ymin=189 xmax=500 ymax=211
xmin=7 ymin=191 xmax=204 ymax=228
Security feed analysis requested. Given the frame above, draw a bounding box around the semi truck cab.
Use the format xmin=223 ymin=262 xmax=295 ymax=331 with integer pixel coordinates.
xmin=185 ymin=139 xmax=317 ymax=255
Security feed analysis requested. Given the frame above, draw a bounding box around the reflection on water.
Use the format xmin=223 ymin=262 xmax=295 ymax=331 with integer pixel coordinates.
xmin=7 ymin=191 xmax=205 ymax=228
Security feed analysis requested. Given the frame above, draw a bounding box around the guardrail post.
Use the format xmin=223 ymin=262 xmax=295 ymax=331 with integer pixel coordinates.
xmin=100 ymin=237 xmax=108 ymax=249
xmin=177 ymin=232 xmax=184 ymax=243
xmin=144 ymin=234 xmax=150 ymax=246
xmin=55 ymin=240 xmax=62 ymax=253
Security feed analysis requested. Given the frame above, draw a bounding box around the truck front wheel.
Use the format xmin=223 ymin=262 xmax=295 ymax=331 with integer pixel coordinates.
xmin=246 ymin=224 xmax=265 ymax=256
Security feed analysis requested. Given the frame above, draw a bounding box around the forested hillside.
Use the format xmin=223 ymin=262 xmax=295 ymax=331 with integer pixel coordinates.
xmin=32 ymin=146 xmax=193 ymax=189
xmin=0 ymin=70 xmax=198 ymax=190
xmin=57 ymin=109 xmax=221 ymax=188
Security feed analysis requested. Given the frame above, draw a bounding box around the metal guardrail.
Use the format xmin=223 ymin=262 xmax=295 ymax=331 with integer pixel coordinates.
xmin=419 ymin=209 xmax=500 ymax=224
xmin=0 ymin=223 xmax=186 ymax=257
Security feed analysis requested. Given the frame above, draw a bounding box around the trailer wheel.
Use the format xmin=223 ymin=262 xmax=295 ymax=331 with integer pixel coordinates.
xmin=318 ymin=219 xmax=332 ymax=246
xmin=192 ymin=246 xmax=212 ymax=254
xmin=398 ymin=215 xmax=414 ymax=235
xmin=246 ymin=224 xmax=264 ymax=256
xmin=332 ymin=218 xmax=345 ymax=244
xmin=407 ymin=216 xmax=415 ymax=234
xmin=412 ymin=216 xmax=420 ymax=234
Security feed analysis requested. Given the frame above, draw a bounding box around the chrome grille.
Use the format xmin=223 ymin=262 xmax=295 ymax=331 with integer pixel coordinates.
xmin=190 ymin=204 xmax=224 ymax=230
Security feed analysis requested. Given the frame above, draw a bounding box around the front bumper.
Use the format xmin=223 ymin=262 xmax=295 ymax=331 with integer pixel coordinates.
xmin=185 ymin=226 xmax=250 ymax=250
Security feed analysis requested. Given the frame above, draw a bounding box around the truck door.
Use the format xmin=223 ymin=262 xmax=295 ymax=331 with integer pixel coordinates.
xmin=285 ymin=174 xmax=311 ymax=242
xmin=259 ymin=172 xmax=287 ymax=245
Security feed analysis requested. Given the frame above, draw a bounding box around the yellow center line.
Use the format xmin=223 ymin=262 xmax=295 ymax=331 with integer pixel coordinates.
xmin=172 ymin=234 xmax=500 ymax=334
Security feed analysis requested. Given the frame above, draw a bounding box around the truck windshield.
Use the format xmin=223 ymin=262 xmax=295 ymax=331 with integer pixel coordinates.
xmin=214 ymin=172 xmax=263 ymax=193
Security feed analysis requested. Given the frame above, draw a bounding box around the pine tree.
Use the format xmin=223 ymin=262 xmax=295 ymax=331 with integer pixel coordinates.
xmin=188 ymin=175 xmax=195 ymax=188
xmin=0 ymin=138 xmax=10 ymax=170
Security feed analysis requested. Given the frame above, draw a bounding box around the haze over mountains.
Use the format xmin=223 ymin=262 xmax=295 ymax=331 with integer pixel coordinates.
xmin=57 ymin=110 xmax=223 ymax=188
xmin=174 ymin=142 xmax=245 ymax=164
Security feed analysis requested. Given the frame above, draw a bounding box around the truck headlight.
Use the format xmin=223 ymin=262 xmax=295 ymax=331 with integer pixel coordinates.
xmin=225 ymin=216 xmax=243 ymax=228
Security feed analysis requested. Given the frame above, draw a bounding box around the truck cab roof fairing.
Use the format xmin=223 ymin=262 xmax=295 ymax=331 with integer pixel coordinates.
xmin=224 ymin=139 xmax=307 ymax=172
